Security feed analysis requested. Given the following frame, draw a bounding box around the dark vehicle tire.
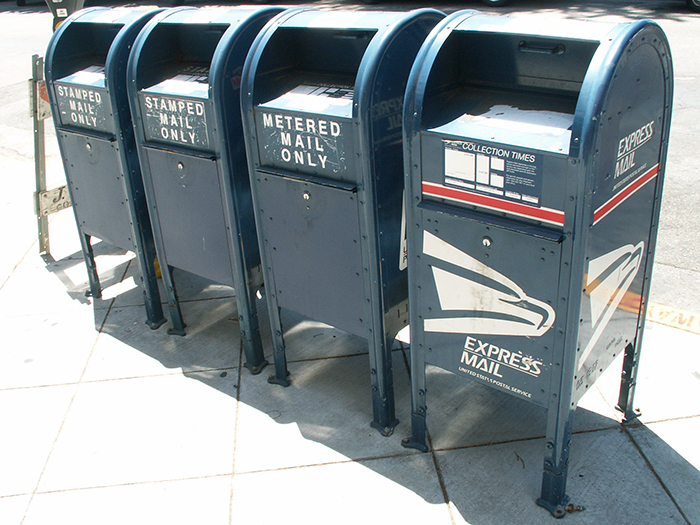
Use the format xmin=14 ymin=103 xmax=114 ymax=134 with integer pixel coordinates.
xmin=482 ymin=0 xmax=509 ymax=6
xmin=688 ymin=0 xmax=700 ymax=13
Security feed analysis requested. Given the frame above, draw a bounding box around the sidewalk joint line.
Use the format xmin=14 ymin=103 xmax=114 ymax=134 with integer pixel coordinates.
xmin=621 ymin=424 xmax=692 ymax=524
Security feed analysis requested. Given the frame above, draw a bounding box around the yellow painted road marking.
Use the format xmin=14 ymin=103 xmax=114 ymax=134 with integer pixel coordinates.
xmin=647 ymin=302 xmax=700 ymax=335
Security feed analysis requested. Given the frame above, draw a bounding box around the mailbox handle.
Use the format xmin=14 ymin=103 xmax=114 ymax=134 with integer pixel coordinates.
xmin=518 ymin=40 xmax=565 ymax=55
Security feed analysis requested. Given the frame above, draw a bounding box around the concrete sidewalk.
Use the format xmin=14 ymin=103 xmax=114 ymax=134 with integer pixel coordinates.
xmin=1 ymin=3 xmax=698 ymax=524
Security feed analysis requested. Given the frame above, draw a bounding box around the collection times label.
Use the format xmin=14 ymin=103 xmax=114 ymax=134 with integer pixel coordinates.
xmin=444 ymin=140 xmax=544 ymax=207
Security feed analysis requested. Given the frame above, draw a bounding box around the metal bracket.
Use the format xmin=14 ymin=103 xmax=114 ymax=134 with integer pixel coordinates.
xmin=36 ymin=185 xmax=72 ymax=217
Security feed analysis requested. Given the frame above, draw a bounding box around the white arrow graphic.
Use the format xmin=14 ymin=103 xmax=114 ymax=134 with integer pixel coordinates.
xmin=577 ymin=241 xmax=644 ymax=369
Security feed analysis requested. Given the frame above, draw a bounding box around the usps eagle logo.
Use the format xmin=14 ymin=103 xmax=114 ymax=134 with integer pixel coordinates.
xmin=422 ymin=231 xmax=555 ymax=337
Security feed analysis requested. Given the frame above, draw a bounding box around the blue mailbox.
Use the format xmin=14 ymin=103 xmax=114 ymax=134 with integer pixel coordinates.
xmin=128 ymin=6 xmax=285 ymax=373
xmin=242 ymin=8 xmax=444 ymax=434
xmin=402 ymin=11 xmax=673 ymax=516
xmin=45 ymin=7 xmax=165 ymax=329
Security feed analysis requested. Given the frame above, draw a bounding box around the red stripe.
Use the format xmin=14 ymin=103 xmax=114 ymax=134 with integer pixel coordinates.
xmin=422 ymin=182 xmax=565 ymax=226
xmin=593 ymin=164 xmax=659 ymax=225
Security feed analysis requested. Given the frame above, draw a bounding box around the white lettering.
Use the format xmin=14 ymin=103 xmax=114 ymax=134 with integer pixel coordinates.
xmin=461 ymin=336 xmax=544 ymax=378
xmin=306 ymin=118 xmax=316 ymax=134
xmin=145 ymin=96 xmax=207 ymax=146
xmin=616 ymin=121 xmax=655 ymax=162
xmin=260 ymin=112 xmax=346 ymax=170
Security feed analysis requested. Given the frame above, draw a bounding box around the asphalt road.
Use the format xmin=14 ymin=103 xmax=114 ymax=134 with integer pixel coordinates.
xmin=1 ymin=0 xmax=698 ymax=314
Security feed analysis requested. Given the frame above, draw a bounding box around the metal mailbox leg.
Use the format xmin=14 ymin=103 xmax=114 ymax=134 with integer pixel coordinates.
xmin=232 ymin=263 xmax=267 ymax=375
xmin=132 ymin=241 xmax=166 ymax=330
xmin=162 ymin=263 xmax=185 ymax=337
xmin=118 ymin=138 xmax=166 ymax=329
xmin=402 ymin=357 xmax=429 ymax=452
xmin=617 ymin=341 xmax=642 ymax=423
xmin=266 ymin=302 xmax=290 ymax=387
xmin=537 ymin=398 xmax=576 ymax=518
xmin=368 ymin=333 xmax=399 ymax=436
xmin=79 ymin=232 xmax=101 ymax=299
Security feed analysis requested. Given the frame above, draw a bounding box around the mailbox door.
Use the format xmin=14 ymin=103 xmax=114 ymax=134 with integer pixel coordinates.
xmin=59 ymin=131 xmax=132 ymax=250
xmin=254 ymin=172 xmax=366 ymax=337
xmin=416 ymin=205 xmax=561 ymax=408
xmin=144 ymin=148 xmax=233 ymax=288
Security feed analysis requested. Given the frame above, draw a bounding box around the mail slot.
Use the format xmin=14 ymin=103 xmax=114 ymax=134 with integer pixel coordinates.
xmin=242 ymin=8 xmax=444 ymax=434
xmin=127 ymin=6 xmax=285 ymax=373
xmin=45 ymin=7 xmax=166 ymax=329
xmin=402 ymin=11 xmax=673 ymax=516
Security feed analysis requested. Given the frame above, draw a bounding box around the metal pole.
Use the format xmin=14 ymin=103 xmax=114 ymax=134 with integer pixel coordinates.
xmin=31 ymin=54 xmax=50 ymax=255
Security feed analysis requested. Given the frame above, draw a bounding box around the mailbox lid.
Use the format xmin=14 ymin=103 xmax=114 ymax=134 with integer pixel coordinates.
xmin=428 ymin=102 xmax=575 ymax=156
xmin=53 ymin=65 xmax=114 ymax=134
xmin=254 ymin=85 xmax=355 ymax=181
xmin=139 ymin=70 xmax=211 ymax=151
xmin=276 ymin=8 xmax=428 ymax=30
xmin=451 ymin=13 xmax=618 ymax=42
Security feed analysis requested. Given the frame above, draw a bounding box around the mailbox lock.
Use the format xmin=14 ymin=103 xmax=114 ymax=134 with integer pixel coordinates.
xmin=482 ymin=236 xmax=492 ymax=248
xmin=85 ymin=142 xmax=92 ymax=151
xmin=177 ymin=162 xmax=184 ymax=171
xmin=303 ymin=191 xmax=311 ymax=201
